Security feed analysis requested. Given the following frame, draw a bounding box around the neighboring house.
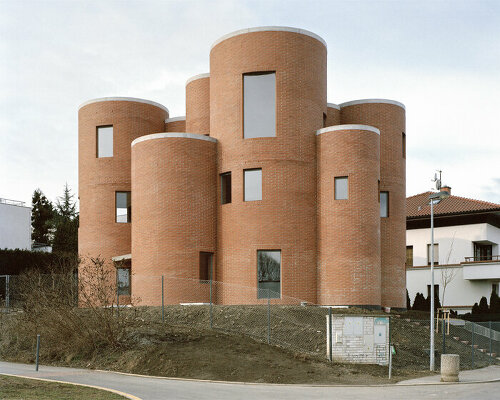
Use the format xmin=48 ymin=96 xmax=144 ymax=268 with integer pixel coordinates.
xmin=406 ymin=186 xmax=500 ymax=314
xmin=78 ymin=26 xmax=408 ymax=308
xmin=0 ymin=198 xmax=31 ymax=250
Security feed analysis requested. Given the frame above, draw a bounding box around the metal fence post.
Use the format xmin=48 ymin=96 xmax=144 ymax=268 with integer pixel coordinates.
xmin=442 ymin=317 xmax=446 ymax=355
xmin=35 ymin=334 xmax=40 ymax=371
xmin=161 ymin=275 xmax=164 ymax=323
xmin=209 ymin=275 xmax=213 ymax=329
xmin=489 ymin=321 xmax=492 ymax=363
xmin=267 ymin=289 xmax=271 ymax=344
xmin=328 ymin=307 xmax=332 ymax=362
xmin=471 ymin=323 xmax=475 ymax=369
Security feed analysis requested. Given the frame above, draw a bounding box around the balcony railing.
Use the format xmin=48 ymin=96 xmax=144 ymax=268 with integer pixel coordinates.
xmin=463 ymin=255 xmax=500 ymax=264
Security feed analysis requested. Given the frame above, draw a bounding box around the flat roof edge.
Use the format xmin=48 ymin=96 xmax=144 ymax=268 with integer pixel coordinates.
xmin=79 ymin=97 xmax=170 ymax=114
xmin=132 ymin=132 xmax=217 ymax=147
xmin=316 ymin=124 xmax=380 ymax=136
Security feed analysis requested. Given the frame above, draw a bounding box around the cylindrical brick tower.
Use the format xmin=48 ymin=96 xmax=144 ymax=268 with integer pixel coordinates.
xmin=78 ymin=98 xmax=168 ymax=286
xmin=210 ymin=27 xmax=327 ymax=304
xmin=131 ymin=133 xmax=217 ymax=305
xmin=340 ymin=100 xmax=406 ymax=309
xmin=316 ymin=125 xmax=381 ymax=307
xmin=186 ymin=74 xmax=210 ymax=135
xmin=165 ymin=117 xmax=186 ymax=132
xmin=325 ymin=103 xmax=340 ymax=127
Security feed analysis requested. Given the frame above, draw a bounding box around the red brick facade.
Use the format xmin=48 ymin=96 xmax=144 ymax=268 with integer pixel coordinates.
xmin=78 ymin=28 xmax=406 ymax=309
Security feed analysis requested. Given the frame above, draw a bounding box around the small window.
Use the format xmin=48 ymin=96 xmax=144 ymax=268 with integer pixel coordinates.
xmin=402 ymin=132 xmax=406 ymax=158
xmin=380 ymin=191 xmax=389 ymax=217
xmin=243 ymin=72 xmax=276 ymax=138
xmin=244 ymin=169 xmax=262 ymax=201
xmin=406 ymin=246 xmax=413 ymax=267
xmin=116 ymin=192 xmax=131 ymax=223
xmin=323 ymin=112 xmax=327 ymax=127
xmin=257 ymin=250 xmax=281 ymax=299
xmin=199 ymin=252 xmax=213 ymax=282
xmin=97 ymin=126 xmax=113 ymax=158
xmin=117 ymin=267 xmax=130 ymax=295
xmin=492 ymin=283 xmax=498 ymax=296
xmin=334 ymin=177 xmax=348 ymax=200
xmin=427 ymin=284 xmax=439 ymax=299
xmin=220 ymin=172 xmax=232 ymax=204
xmin=427 ymin=243 xmax=439 ymax=265
xmin=473 ymin=242 xmax=492 ymax=262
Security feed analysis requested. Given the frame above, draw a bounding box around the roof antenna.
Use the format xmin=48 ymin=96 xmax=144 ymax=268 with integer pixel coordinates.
xmin=431 ymin=170 xmax=442 ymax=191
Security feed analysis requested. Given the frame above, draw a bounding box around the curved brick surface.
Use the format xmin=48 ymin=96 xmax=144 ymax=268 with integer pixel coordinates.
xmin=131 ymin=134 xmax=217 ymax=305
xmin=210 ymin=30 xmax=327 ymax=304
xmin=340 ymin=102 xmax=406 ymax=308
xmin=325 ymin=105 xmax=340 ymax=127
xmin=186 ymin=76 xmax=210 ymax=135
xmin=317 ymin=127 xmax=381 ymax=306
xmin=165 ymin=119 xmax=186 ymax=133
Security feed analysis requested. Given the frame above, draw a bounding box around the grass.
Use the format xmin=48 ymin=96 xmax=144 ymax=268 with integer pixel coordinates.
xmin=0 ymin=375 xmax=128 ymax=400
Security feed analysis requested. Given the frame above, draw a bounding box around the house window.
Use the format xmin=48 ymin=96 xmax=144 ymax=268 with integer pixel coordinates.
xmin=427 ymin=243 xmax=439 ymax=265
xmin=334 ymin=177 xmax=348 ymax=200
xmin=220 ymin=172 xmax=232 ymax=204
xmin=244 ymin=169 xmax=262 ymax=201
xmin=427 ymin=284 xmax=439 ymax=299
xmin=406 ymin=246 xmax=413 ymax=267
xmin=116 ymin=192 xmax=131 ymax=223
xmin=97 ymin=126 xmax=113 ymax=158
xmin=117 ymin=267 xmax=130 ymax=295
xmin=402 ymin=132 xmax=406 ymax=158
xmin=257 ymin=250 xmax=281 ymax=299
xmin=199 ymin=252 xmax=213 ymax=282
xmin=380 ymin=191 xmax=389 ymax=217
xmin=473 ymin=243 xmax=492 ymax=262
xmin=243 ymin=72 xmax=276 ymax=138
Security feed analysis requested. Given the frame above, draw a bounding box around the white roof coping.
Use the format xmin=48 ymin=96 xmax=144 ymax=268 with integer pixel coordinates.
xmin=211 ymin=26 xmax=327 ymax=51
xmin=165 ymin=116 xmax=186 ymax=123
xmin=112 ymin=254 xmax=131 ymax=262
xmin=132 ymin=132 xmax=217 ymax=147
xmin=327 ymin=103 xmax=340 ymax=110
xmin=79 ymin=97 xmax=169 ymax=114
xmin=316 ymin=124 xmax=380 ymax=136
xmin=186 ymin=73 xmax=210 ymax=86
xmin=339 ymin=99 xmax=405 ymax=111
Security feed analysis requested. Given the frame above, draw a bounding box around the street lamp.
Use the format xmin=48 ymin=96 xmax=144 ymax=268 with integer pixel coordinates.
xmin=429 ymin=190 xmax=450 ymax=371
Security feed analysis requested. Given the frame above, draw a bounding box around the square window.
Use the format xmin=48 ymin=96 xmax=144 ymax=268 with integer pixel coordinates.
xmin=97 ymin=126 xmax=113 ymax=158
xmin=244 ymin=169 xmax=262 ymax=201
xmin=199 ymin=252 xmax=213 ymax=282
xmin=257 ymin=250 xmax=281 ymax=299
xmin=116 ymin=192 xmax=131 ymax=223
xmin=243 ymin=72 xmax=276 ymax=138
xmin=117 ymin=267 xmax=130 ymax=295
xmin=380 ymin=191 xmax=389 ymax=217
xmin=427 ymin=243 xmax=439 ymax=265
xmin=334 ymin=177 xmax=348 ymax=200
xmin=220 ymin=172 xmax=232 ymax=204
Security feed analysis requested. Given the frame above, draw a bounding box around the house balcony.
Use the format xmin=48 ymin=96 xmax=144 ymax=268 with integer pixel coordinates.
xmin=462 ymin=255 xmax=500 ymax=280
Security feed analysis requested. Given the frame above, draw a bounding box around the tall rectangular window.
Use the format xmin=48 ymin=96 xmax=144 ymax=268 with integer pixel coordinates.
xmin=244 ymin=169 xmax=262 ymax=201
xmin=117 ymin=267 xmax=130 ymax=295
xmin=97 ymin=126 xmax=113 ymax=158
xmin=220 ymin=172 xmax=232 ymax=204
xmin=257 ymin=250 xmax=281 ymax=299
xmin=199 ymin=252 xmax=213 ymax=282
xmin=116 ymin=191 xmax=131 ymax=223
xmin=427 ymin=284 xmax=439 ymax=299
xmin=402 ymin=132 xmax=406 ymax=158
xmin=380 ymin=191 xmax=389 ymax=217
xmin=427 ymin=243 xmax=439 ymax=265
xmin=334 ymin=176 xmax=348 ymax=200
xmin=243 ymin=72 xmax=276 ymax=138
xmin=473 ymin=242 xmax=492 ymax=261
xmin=406 ymin=246 xmax=413 ymax=267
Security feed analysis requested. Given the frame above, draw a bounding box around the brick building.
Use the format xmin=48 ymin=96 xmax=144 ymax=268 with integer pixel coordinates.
xmin=78 ymin=27 xmax=407 ymax=309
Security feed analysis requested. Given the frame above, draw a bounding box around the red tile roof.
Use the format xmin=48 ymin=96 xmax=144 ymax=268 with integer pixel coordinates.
xmin=407 ymin=192 xmax=500 ymax=218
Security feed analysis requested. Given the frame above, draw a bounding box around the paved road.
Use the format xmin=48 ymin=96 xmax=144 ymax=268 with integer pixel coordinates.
xmin=1 ymin=361 xmax=499 ymax=400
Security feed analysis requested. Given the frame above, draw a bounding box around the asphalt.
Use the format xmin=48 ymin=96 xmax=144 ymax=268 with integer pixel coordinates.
xmin=1 ymin=361 xmax=499 ymax=400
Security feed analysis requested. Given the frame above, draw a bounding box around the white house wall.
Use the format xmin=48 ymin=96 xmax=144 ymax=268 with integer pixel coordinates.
xmin=0 ymin=203 xmax=31 ymax=250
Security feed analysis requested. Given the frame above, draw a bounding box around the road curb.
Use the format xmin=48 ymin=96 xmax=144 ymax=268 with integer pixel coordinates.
xmin=0 ymin=372 xmax=142 ymax=400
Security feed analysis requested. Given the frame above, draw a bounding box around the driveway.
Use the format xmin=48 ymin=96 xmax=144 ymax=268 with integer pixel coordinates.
xmin=1 ymin=361 xmax=499 ymax=400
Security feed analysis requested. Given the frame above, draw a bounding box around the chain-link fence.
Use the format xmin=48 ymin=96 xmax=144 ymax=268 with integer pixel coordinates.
xmin=1 ymin=273 xmax=498 ymax=373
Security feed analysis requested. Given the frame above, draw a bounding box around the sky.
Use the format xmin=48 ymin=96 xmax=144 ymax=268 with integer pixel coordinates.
xmin=0 ymin=0 xmax=499 ymax=208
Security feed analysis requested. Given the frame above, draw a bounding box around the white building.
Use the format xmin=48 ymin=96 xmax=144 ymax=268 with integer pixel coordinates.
xmin=406 ymin=186 xmax=500 ymax=314
xmin=0 ymin=198 xmax=31 ymax=250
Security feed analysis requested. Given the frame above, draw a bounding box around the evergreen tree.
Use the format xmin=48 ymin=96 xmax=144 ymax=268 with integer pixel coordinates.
xmin=478 ymin=296 xmax=489 ymax=314
xmin=472 ymin=302 xmax=480 ymax=314
xmin=52 ymin=184 xmax=78 ymax=254
xmin=54 ymin=183 xmax=77 ymax=221
xmin=490 ymin=291 xmax=500 ymax=314
xmin=31 ymin=189 xmax=54 ymax=245
xmin=413 ymin=292 xmax=426 ymax=311
xmin=406 ymin=289 xmax=411 ymax=310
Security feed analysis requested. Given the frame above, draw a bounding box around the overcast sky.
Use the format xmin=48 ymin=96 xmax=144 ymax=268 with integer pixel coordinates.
xmin=1 ymin=0 xmax=499 ymax=208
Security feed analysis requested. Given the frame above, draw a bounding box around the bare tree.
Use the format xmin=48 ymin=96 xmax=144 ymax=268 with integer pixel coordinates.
xmin=440 ymin=232 xmax=458 ymax=307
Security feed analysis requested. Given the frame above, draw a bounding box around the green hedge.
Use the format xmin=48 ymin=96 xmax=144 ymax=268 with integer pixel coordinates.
xmin=0 ymin=249 xmax=77 ymax=275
